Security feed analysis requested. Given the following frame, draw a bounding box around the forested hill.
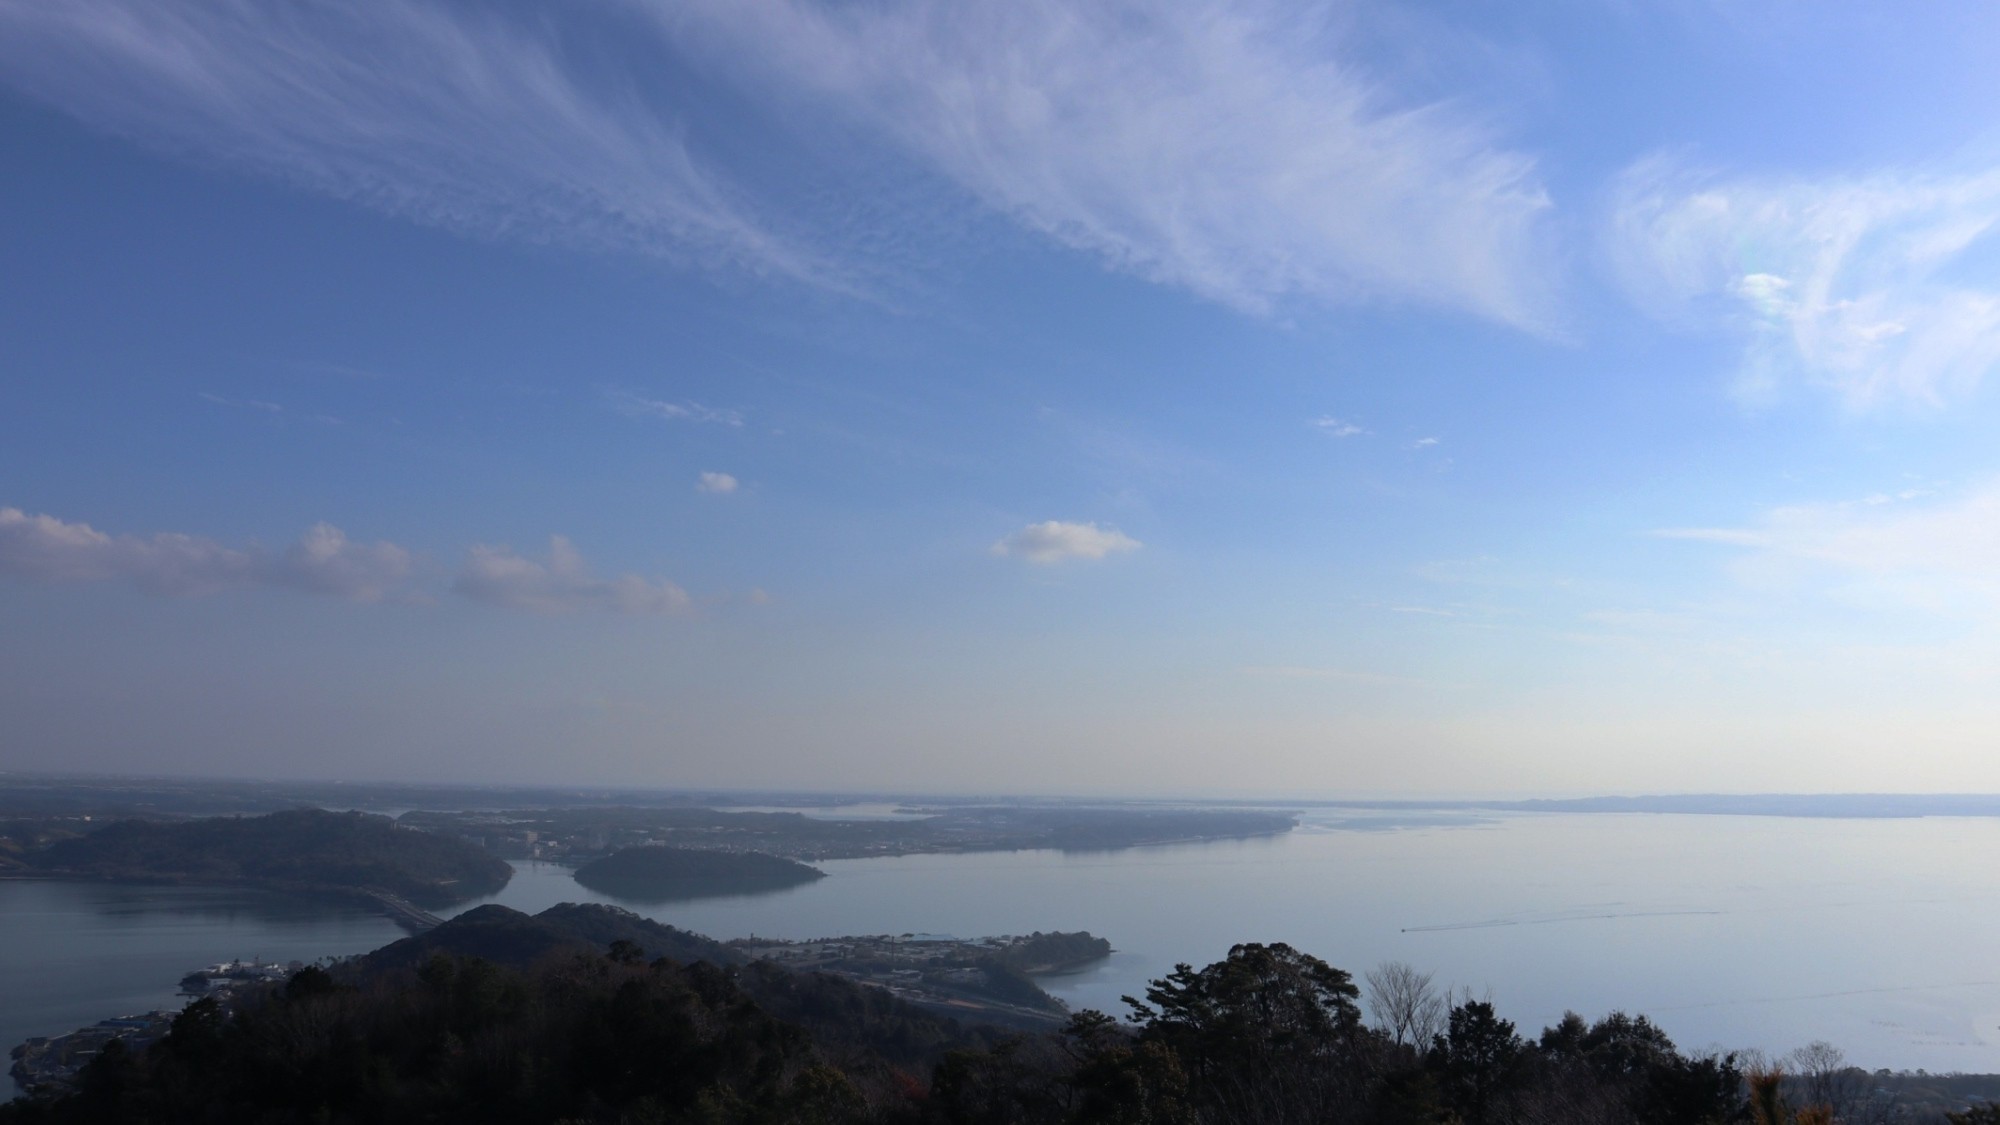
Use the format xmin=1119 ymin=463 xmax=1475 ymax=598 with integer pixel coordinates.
xmin=986 ymin=932 xmax=1113 ymax=973
xmin=27 ymin=808 xmax=512 ymax=907
xmin=361 ymin=902 xmax=743 ymax=972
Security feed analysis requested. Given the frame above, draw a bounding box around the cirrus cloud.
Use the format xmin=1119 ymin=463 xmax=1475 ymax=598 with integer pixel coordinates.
xmin=607 ymin=390 xmax=745 ymax=427
xmin=663 ymin=0 xmax=1560 ymax=328
xmin=1611 ymin=156 xmax=2000 ymax=407
xmin=0 ymin=0 xmax=838 ymax=288
xmin=1656 ymin=482 xmax=2000 ymax=610
xmin=991 ymin=520 xmax=1141 ymax=564
xmin=0 ymin=0 xmax=1563 ymax=329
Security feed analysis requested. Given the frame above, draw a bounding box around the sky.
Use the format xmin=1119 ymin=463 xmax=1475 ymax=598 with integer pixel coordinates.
xmin=6 ymin=1 xmax=2000 ymax=796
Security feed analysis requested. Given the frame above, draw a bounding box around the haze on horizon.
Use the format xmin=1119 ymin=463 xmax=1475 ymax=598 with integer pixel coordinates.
xmin=6 ymin=1 xmax=2000 ymax=796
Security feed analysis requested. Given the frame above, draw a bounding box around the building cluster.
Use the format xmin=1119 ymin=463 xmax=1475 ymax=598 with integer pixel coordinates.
xmin=11 ymin=959 xmax=303 ymax=1095
xmin=10 ymin=1011 xmax=174 ymax=1094
xmin=178 ymin=958 xmax=300 ymax=995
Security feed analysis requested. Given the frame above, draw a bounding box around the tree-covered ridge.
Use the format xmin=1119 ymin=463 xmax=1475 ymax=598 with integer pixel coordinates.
xmin=28 ymin=808 xmax=512 ymax=907
xmin=2 ymin=953 xmax=873 ymax=1125
xmin=572 ymin=845 xmax=825 ymax=901
xmin=7 ymin=928 xmax=1995 ymax=1125
xmin=360 ymin=902 xmax=746 ymax=973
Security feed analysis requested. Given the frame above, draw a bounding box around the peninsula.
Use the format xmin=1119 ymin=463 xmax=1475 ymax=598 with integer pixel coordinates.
xmin=24 ymin=808 xmax=511 ymax=909
xmin=401 ymin=804 xmax=1297 ymax=864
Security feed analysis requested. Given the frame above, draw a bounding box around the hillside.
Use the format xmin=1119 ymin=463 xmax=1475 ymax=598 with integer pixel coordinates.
xmin=28 ymin=808 xmax=511 ymax=907
xmin=351 ymin=902 xmax=994 ymax=1072
xmin=361 ymin=902 xmax=741 ymax=972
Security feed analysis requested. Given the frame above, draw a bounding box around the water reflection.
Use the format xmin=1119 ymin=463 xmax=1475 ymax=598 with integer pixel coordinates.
xmin=76 ymin=883 xmax=374 ymax=926
xmin=0 ymin=877 xmax=403 ymax=1089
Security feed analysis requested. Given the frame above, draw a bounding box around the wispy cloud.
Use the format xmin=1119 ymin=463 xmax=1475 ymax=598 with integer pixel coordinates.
xmin=1657 ymin=482 xmax=2000 ymax=608
xmin=0 ymin=507 xmax=414 ymax=602
xmin=1311 ymin=415 xmax=1367 ymax=438
xmin=664 ymin=0 xmax=1559 ymax=327
xmin=607 ymin=390 xmax=744 ymax=427
xmin=199 ymin=392 xmax=283 ymax=414
xmin=0 ymin=0 xmax=1561 ymax=326
xmin=454 ymin=536 xmax=690 ymax=616
xmin=199 ymin=391 xmax=341 ymax=425
xmin=991 ymin=520 xmax=1141 ymax=564
xmin=0 ymin=0 xmax=835 ymax=287
xmin=1611 ymin=155 xmax=2000 ymax=406
xmin=696 ymin=471 xmax=739 ymax=494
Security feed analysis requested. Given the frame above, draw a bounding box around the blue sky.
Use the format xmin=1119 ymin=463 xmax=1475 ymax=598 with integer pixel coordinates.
xmin=7 ymin=0 xmax=2000 ymax=795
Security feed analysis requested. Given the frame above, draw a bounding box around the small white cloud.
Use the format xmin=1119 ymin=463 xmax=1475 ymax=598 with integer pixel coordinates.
xmin=991 ymin=520 xmax=1141 ymax=564
xmin=696 ymin=471 xmax=739 ymax=494
xmin=1311 ymin=416 xmax=1366 ymax=438
xmin=607 ymin=390 xmax=744 ymax=427
xmin=454 ymin=536 xmax=690 ymax=616
xmin=1411 ymin=436 xmax=1441 ymax=449
xmin=275 ymin=523 xmax=417 ymax=602
xmin=0 ymin=507 xmax=413 ymax=602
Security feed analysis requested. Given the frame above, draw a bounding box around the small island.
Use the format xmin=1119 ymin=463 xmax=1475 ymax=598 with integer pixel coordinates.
xmin=25 ymin=808 xmax=512 ymax=910
xmin=571 ymin=845 xmax=826 ymax=902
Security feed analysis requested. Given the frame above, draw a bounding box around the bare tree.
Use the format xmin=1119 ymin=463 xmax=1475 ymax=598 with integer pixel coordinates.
xmin=1789 ymin=1041 xmax=1866 ymax=1122
xmin=1365 ymin=961 xmax=1448 ymax=1051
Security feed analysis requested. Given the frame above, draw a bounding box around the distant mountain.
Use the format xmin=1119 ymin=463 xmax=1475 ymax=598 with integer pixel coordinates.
xmin=28 ymin=808 xmax=511 ymax=907
xmin=571 ymin=845 xmax=825 ymax=902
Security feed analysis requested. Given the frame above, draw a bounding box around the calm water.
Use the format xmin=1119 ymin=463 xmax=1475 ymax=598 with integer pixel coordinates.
xmin=10 ymin=811 xmax=2000 ymax=1078
xmin=0 ymin=880 xmax=402 ymax=1090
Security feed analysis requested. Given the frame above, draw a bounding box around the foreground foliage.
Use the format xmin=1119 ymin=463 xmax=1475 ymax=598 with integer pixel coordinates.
xmin=5 ymin=933 xmax=1963 ymax=1125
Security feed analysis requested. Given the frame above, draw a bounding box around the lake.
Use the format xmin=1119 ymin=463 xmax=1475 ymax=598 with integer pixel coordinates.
xmin=9 ymin=809 xmax=2000 ymax=1081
